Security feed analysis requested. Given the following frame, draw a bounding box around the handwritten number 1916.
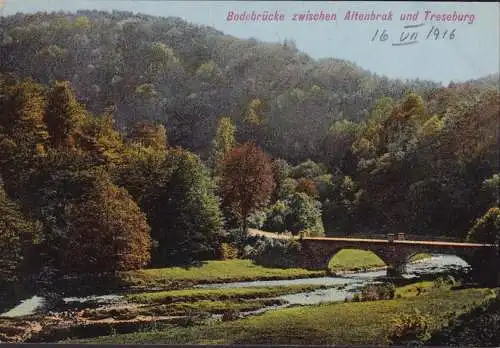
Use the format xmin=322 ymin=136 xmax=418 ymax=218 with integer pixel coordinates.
xmin=426 ymin=26 xmax=456 ymax=40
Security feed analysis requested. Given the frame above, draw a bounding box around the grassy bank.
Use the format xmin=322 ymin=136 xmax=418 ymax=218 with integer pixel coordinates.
xmin=120 ymin=251 xmax=432 ymax=289
xmin=126 ymin=284 xmax=331 ymax=304
xmin=70 ymin=286 xmax=496 ymax=345
xmin=121 ymin=260 xmax=326 ymax=288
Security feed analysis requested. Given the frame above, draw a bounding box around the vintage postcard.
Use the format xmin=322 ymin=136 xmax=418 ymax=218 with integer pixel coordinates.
xmin=0 ymin=1 xmax=499 ymax=346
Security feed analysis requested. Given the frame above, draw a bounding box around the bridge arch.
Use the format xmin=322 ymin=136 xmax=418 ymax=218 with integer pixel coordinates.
xmin=326 ymin=248 xmax=386 ymax=273
xmin=298 ymin=238 xmax=497 ymax=283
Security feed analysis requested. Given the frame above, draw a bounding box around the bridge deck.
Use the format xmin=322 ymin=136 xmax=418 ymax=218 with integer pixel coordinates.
xmin=247 ymin=229 xmax=495 ymax=248
xmin=303 ymin=236 xmax=494 ymax=248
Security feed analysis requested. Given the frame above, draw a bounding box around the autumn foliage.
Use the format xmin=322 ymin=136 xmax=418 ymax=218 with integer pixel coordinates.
xmin=63 ymin=172 xmax=151 ymax=274
xmin=221 ymin=142 xmax=275 ymax=231
xmin=296 ymin=178 xmax=319 ymax=198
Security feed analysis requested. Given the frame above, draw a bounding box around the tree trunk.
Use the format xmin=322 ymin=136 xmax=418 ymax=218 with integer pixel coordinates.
xmin=242 ymin=215 xmax=248 ymax=234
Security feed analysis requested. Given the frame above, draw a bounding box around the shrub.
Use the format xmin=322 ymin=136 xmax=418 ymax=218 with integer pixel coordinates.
xmin=434 ymin=275 xmax=457 ymax=288
xmin=389 ymin=309 xmax=433 ymax=344
xmin=247 ymin=210 xmax=268 ymax=229
xmin=219 ymin=243 xmax=239 ymax=260
xmin=466 ymin=207 xmax=500 ymax=244
xmin=355 ymin=283 xmax=395 ymax=302
xmin=252 ymin=239 xmax=302 ymax=268
xmin=263 ymin=200 xmax=290 ymax=233
xmin=284 ymin=192 xmax=325 ymax=236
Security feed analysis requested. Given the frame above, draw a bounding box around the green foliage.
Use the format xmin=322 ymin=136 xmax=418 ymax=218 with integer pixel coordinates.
xmin=210 ymin=116 xmax=236 ymax=175
xmin=263 ymin=200 xmax=290 ymax=233
xmin=389 ymin=309 xmax=432 ymax=344
xmin=44 ymin=81 xmax=87 ymax=149
xmin=115 ymin=142 xmax=167 ymax=204
xmin=0 ymin=78 xmax=49 ymax=195
xmin=482 ymin=173 xmax=500 ymax=205
xmin=429 ymin=291 xmax=500 ymax=346
xmin=368 ymin=97 xmax=394 ymax=125
xmin=290 ymin=159 xmax=325 ymax=179
xmin=284 ymin=192 xmax=324 ymax=236
xmin=322 ymin=176 xmax=363 ymax=234
xmin=467 ymin=207 xmax=500 ymax=244
xmin=420 ymin=114 xmax=443 ymax=137
xmin=244 ymin=99 xmax=266 ymax=126
xmin=145 ymin=148 xmax=223 ymax=265
xmin=0 ymin=184 xmax=40 ymax=284
xmin=127 ymin=122 xmax=168 ymax=152
xmin=351 ymin=283 xmax=396 ymax=302
xmin=271 ymin=159 xmax=291 ymax=201
xmin=78 ymin=112 xmax=125 ymax=167
xmin=276 ymin=177 xmax=297 ymax=201
xmin=252 ymin=239 xmax=303 ymax=268
xmin=433 ymin=275 xmax=457 ymax=289
xmin=74 ymin=16 xmax=91 ymax=30
xmin=246 ymin=210 xmax=268 ymax=230
xmin=219 ymin=243 xmax=239 ymax=260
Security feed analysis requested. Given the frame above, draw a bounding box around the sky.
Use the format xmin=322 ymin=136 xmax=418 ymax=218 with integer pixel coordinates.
xmin=1 ymin=1 xmax=499 ymax=84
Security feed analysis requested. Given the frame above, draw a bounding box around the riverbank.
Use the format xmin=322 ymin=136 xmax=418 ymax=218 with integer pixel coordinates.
xmin=0 ymin=256 xmax=475 ymax=344
xmin=124 ymin=252 xmax=432 ymax=288
xmin=68 ymin=285 xmax=497 ymax=345
xmin=121 ymin=260 xmax=326 ymax=289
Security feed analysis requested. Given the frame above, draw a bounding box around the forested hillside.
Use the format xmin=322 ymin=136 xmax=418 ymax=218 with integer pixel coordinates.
xmin=0 ymin=10 xmax=499 ymax=287
xmin=0 ymin=10 xmax=447 ymax=162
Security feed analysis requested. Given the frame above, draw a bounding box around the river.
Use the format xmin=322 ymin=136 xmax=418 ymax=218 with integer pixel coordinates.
xmin=0 ymin=254 xmax=469 ymax=319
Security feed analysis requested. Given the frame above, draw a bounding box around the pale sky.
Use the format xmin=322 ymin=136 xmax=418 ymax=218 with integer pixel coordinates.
xmin=2 ymin=1 xmax=499 ymax=84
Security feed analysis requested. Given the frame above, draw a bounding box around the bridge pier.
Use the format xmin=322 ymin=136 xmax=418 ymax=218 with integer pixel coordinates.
xmin=386 ymin=261 xmax=407 ymax=279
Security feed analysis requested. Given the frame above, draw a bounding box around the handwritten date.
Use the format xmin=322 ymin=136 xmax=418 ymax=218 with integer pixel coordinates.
xmin=371 ymin=24 xmax=456 ymax=46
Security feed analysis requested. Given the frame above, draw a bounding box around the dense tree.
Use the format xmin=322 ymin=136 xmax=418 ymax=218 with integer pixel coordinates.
xmin=0 ymin=11 xmax=449 ymax=162
xmin=127 ymin=122 xmax=168 ymax=152
xmin=467 ymin=208 xmax=500 ymax=245
xmin=271 ymin=159 xmax=291 ymax=201
xmin=210 ymin=116 xmax=236 ymax=176
xmin=143 ymin=148 xmax=223 ymax=265
xmin=0 ymin=183 xmax=40 ymax=284
xmin=62 ymin=171 xmax=151 ymax=273
xmin=295 ymin=178 xmax=319 ymax=199
xmin=0 ymin=11 xmax=498 ymax=281
xmin=44 ymin=81 xmax=87 ymax=149
xmin=221 ymin=142 xmax=275 ymax=232
xmin=285 ymin=192 xmax=325 ymax=237
xmin=0 ymin=79 xmax=49 ymax=198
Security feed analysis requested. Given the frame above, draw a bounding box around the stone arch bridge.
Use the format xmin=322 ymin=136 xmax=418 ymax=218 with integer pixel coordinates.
xmin=248 ymin=229 xmax=500 ymax=286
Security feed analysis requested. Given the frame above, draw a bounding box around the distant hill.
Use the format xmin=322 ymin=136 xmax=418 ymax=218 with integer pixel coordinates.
xmin=0 ymin=10 xmax=493 ymax=162
xmin=463 ymin=73 xmax=499 ymax=89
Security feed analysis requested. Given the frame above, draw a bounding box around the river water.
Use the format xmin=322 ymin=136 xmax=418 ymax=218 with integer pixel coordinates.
xmin=197 ymin=255 xmax=469 ymax=305
xmin=0 ymin=255 xmax=469 ymax=318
